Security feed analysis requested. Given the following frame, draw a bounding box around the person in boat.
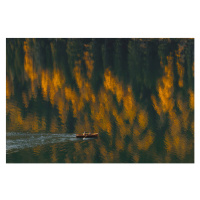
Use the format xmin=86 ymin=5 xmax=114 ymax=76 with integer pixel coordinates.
xmin=83 ymin=131 xmax=91 ymax=136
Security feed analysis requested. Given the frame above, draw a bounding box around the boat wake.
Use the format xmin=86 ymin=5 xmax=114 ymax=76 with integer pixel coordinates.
xmin=6 ymin=132 xmax=77 ymax=154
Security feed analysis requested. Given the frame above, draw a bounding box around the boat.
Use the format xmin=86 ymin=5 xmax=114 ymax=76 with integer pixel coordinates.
xmin=76 ymin=132 xmax=99 ymax=138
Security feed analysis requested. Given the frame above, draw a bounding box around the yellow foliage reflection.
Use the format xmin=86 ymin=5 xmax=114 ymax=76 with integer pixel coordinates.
xmin=138 ymin=110 xmax=148 ymax=130
xmin=137 ymin=130 xmax=154 ymax=151
xmin=158 ymin=55 xmax=174 ymax=113
xmin=83 ymin=51 xmax=94 ymax=79
xmin=188 ymin=89 xmax=194 ymax=110
xmin=6 ymin=77 xmax=14 ymax=99
xmin=151 ymin=49 xmax=194 ymax=161
xmin=176 ymin=44 xmax=185 ymax=88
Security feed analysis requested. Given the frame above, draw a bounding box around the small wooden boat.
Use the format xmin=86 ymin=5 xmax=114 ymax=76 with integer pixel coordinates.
xmin=76 ymin=132 xmax=99 ymax=138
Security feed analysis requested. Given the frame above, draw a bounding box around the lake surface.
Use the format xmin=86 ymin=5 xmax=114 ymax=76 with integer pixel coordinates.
xmin=6 ymin=38 xmax=194 ymax=163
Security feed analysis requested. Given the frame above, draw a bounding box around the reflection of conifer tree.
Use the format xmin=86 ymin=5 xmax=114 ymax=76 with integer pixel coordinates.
xmin=185 ymin=39 xmax=194 ymax=90
xmin=91 ymin=39 xmax=104 ymax=93
xmin=66 ymin=102 xmax=76 ymax=133
xmin=114 ymin=39 xmax=129 ymax=84
xmin=158 ymin=39 xmax=172 ymax=66
xmin=104 ymin=38 xmax=115 ymax=70
xmin=44 ymin=101 xmax=53 ymax=132
xmin=66 ymin=39 xmax=85 ymax=88
xmin=67 ymin=38 xmax=84 ymax=70
xmin=128 ymin=39 xmax=162 ymax=102
xmin=38 ymin=39 xmax=53 ymax=70
xmin=6 ymin=38 xmax=25 ymax=81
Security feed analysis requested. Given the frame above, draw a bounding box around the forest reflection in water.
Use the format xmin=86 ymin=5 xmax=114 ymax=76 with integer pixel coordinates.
xmin=6 ymin=38 xmax=194 ymax=163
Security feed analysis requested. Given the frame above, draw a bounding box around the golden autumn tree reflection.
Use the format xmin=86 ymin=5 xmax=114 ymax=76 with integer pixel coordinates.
xmin=151 ymin=45 xmax=194 ymax=162
xmin=6 ymin=38 xmax=194 ymax=163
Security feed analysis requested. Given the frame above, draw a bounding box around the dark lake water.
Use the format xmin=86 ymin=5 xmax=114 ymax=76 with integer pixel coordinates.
xmin=6 ymin=38 xmax=194 ymax=163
